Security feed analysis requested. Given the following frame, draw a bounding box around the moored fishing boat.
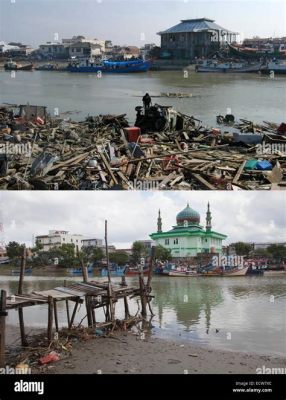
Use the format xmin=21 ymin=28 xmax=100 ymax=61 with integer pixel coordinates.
xmin=260 ymin=60 xmax=286 ymax=74
xmin=198 ymin=264 xmax=249 ymax=276
xmin=67 ymin=58 xmax=151 ymax=73
xmin=11 ymin=268 xmax=33 ymax=276
xmin=4 ymin=60 xmax=33 ymax=71
xmin=228 ymin=43 xmax=286 ymax=60
xmin=264 ymin=269 xmax=286 ymax=276
xmin=168 ymin=266 xmax=198 ymax=277
xmin=125 ymin=266 xmax=150 ymax=276
xmin=101 ymin=264 xmax=126 ymax=277
xmin=69 ymin=264 xmax=93 ymax=275
xmin=196 ymin=60 xmax=262 ymax=73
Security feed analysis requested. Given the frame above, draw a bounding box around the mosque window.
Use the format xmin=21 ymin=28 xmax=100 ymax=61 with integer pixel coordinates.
xmin=184 ymin=220 xmax=188 ymax=227
xmin=165 ymin=239 xmax=169 ymax=245
xmin=174 ymin=238 xmax=178 ymax=245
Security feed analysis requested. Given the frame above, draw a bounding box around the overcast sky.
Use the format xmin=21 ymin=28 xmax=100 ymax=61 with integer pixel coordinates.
xmin=0 ymin=191 xmax=285 ymax=249
xmin=0 ymin=0 xmax=285 ymax=47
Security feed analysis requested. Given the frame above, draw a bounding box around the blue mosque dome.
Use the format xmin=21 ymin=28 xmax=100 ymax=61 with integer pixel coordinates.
xmin=176 ymin=203 xmax=200 ymax=226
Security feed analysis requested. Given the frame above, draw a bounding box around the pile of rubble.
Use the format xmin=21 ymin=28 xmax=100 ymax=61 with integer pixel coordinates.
xmin=0 ymin=103 xmax=285 ymax=190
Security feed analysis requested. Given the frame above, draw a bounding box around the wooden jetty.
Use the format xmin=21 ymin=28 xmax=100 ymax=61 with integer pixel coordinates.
xmin=0 ymin=221 xmax=154 ymax=367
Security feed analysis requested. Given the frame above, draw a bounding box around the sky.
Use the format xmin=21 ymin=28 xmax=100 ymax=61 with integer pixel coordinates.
xmin=0 ymin=0 xmax=285 ymax=47
xmin=0 ymin=191 xmax=285 ymax=249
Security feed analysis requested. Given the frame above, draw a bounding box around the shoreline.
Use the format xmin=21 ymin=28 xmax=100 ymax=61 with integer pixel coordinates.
xmin=5 ymin=325 xmax=286 ymax=374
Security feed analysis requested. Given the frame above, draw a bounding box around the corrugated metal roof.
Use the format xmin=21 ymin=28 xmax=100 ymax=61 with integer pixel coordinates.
xmin=158 ymin=18 xmax=238 ymax=35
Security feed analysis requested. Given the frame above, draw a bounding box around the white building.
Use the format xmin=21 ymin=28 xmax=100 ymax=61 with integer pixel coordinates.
xmin=39 ymin=42 xmax=68 ymax=58
xmin=36 ymin=230 xmax=84 ymax=252
xmin=62 ymin=36 xmax=105 ymax=57
xmin=81 ymin=238 xmax=103 ymax=248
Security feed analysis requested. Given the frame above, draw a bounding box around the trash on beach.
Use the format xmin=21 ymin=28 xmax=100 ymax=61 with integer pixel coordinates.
xmin=39 ymin=351 xmax=60 ymax=365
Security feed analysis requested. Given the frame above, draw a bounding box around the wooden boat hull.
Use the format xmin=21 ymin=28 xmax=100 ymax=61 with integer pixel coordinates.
xmin=228 ymin=43 xmax=286 ymax=60
xmin=196 ymin=65 xmax=261 ymax=73
xmin=101 ymin=268 xmax=125 ymax=277
xmin=11 ymin=269 xmax=32 ymax=275
xmin=168 ymin=271 xmax=197 ymax=277
xmin=4 ymin=64 xmax=33 ymax=71
xmin=264 ymin=270 xmax=286 ymax=276
xmin=198 ymin=266 xmax=249 ymax=277
xmin=69 ymin=267 xmax=93 ymax=275
xmin=125 ymin=269 xmax=149 ymax=276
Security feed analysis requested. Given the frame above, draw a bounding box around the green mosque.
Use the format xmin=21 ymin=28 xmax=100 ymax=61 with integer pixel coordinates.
xmin=150 ymin=203 xmax=227 ymax=258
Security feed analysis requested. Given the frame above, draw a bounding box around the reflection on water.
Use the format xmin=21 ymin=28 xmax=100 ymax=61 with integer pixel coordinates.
xmin=0 ymin=70 xmax=285 ymax=126
xmin=1 ymin=275 xmax=285 ymax=356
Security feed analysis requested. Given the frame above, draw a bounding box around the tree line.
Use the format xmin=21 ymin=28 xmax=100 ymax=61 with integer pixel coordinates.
xmin=4 ymin=240 xmax=172 ymax=268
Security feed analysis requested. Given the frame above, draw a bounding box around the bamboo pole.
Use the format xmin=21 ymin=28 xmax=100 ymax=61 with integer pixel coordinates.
xmin=53 ymin=300 xmax=59 ymax=332
xmin=65 ymin=300 xmax=70 ymax=327
xmin=139 ymin=257 xmax=147 ymax=318
xmin=77 ymin=245 xmax=88 ymax=283
xmin=77 ymin=245 xmax=93 ymax=326
xmin=146 ymin=247 xmax=155 ymax=316
xmin=18 ymin=246 xmax=28 ymax=347
xmin=69 ymin=299 xmax=79 ymax=329
xmin=47 ymin=296 xmax=54 ymax=341
xmin=0 ymin=290 xmax=7 ymax=367
xmin=105 ymin=220 xmax=115 ymax=322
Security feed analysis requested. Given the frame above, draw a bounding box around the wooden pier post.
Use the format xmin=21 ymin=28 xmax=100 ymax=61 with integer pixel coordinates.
xmin=77 ymin=245 xmax=93 ymax=326
xmin=65 ymin=300 xmax=70 ymax=327
xmin=53 ymin=300 xmax=59 ymax=332
xmin=77 ymin=246 xmax=88 ymax=283
xmin=139 ymin=257 xmax=147 ymax=318
xmin=47 ymin=296 xmax=54 ymax=341
xmin=0 ymin=290 xmax=7 ymax=368
xmin=146 ymin=246 xmax=155 ymax=316
xmin=18 ymin=246 xmax=28 ymax=347
xmin=105 ymin=220 xmax=115 ymax=322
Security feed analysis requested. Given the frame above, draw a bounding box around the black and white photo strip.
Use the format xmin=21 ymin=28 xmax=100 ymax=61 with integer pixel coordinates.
xmin=0 ymin=0 xmax=285 ymax=398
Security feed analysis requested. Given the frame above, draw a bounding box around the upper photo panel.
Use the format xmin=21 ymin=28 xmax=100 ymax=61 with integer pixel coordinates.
xmin=0 ymin=0 xmax=285 ymax=190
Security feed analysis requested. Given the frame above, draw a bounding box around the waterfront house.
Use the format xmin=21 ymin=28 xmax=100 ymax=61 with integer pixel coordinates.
xmin=158 ymin=17 xmax=238 ymax=59
xmin=150 ymin=203 xmax=227 ymax=258
xmin=39 ymin=42 xmax=69 ymax=59
xmin=81 ymin=238 xmax=103 ymax=248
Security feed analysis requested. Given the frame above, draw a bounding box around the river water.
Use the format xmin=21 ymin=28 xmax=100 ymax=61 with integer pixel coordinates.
xmin=0 ymin=70 xmax=285 ymax=126
xmin=1 ymin=274 xmax=285 ymax=356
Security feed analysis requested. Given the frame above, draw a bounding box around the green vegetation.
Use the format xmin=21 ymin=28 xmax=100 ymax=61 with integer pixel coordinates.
xmin=232 ymin=242 xmax=252 ymax=256
xmin=109 ymin=251 xmax=129 ymax=266
xmin=154 ymin=245 xmax=172 ymax=261
xmin=131 ymin=241 xmax=146 ymax=263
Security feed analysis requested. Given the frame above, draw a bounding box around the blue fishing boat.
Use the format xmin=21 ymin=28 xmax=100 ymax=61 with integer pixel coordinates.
xmin=11 ymin=268 xmax=33 ymax=276
xmin=101 ymin=264 xmax=126 ymax=277
xmin=69 ymin=264 xmax=93 ymax=275
xmin=67 ymin=59 xmax=151 ymax=73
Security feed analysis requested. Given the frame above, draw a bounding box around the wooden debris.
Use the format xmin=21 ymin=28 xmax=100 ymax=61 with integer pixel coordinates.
xmin=0 ymin=104 xmax=285 ymax=190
